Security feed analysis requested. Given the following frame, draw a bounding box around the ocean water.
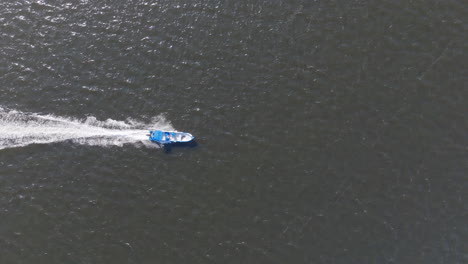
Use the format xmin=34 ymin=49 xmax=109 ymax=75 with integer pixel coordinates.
xmin=0 ymin=0 xmax=467 ymax=263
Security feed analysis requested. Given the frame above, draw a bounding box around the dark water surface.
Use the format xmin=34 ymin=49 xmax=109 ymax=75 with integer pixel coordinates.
xmin=1 ymin=0 xmax=467 ymax=263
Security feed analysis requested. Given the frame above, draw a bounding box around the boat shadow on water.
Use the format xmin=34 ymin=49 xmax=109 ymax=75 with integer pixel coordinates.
xmin=160 ymin=140 xmax=198 ymax=153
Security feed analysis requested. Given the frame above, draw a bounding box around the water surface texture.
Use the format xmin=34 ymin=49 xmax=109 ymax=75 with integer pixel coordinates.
xmin=0 ymin=0 xmax=467 ymax=263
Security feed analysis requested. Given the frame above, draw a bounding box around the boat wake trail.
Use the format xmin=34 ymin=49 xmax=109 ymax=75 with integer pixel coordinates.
xmin=0 ymin=108 xmax=174 ymax=150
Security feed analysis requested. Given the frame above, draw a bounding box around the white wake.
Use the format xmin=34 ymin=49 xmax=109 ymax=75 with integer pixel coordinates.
xmin=0 ymin=108 xmax=175 ymax=150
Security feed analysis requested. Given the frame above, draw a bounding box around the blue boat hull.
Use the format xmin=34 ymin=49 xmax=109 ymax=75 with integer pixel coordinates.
xmin=148 ymin=130 xmax=194 ymax=145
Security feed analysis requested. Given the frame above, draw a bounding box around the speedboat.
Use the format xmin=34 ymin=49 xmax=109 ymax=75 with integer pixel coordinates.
xmin=148 ymin=130 xmax=194 ymax=145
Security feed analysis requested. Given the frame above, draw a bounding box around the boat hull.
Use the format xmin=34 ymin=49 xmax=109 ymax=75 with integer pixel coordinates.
xmin=148 ymin=130 xmax=194 ymax=145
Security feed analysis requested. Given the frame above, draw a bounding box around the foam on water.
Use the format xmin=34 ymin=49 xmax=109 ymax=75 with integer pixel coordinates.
xmin=0 ymin=107 xmax=175 ymax=150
